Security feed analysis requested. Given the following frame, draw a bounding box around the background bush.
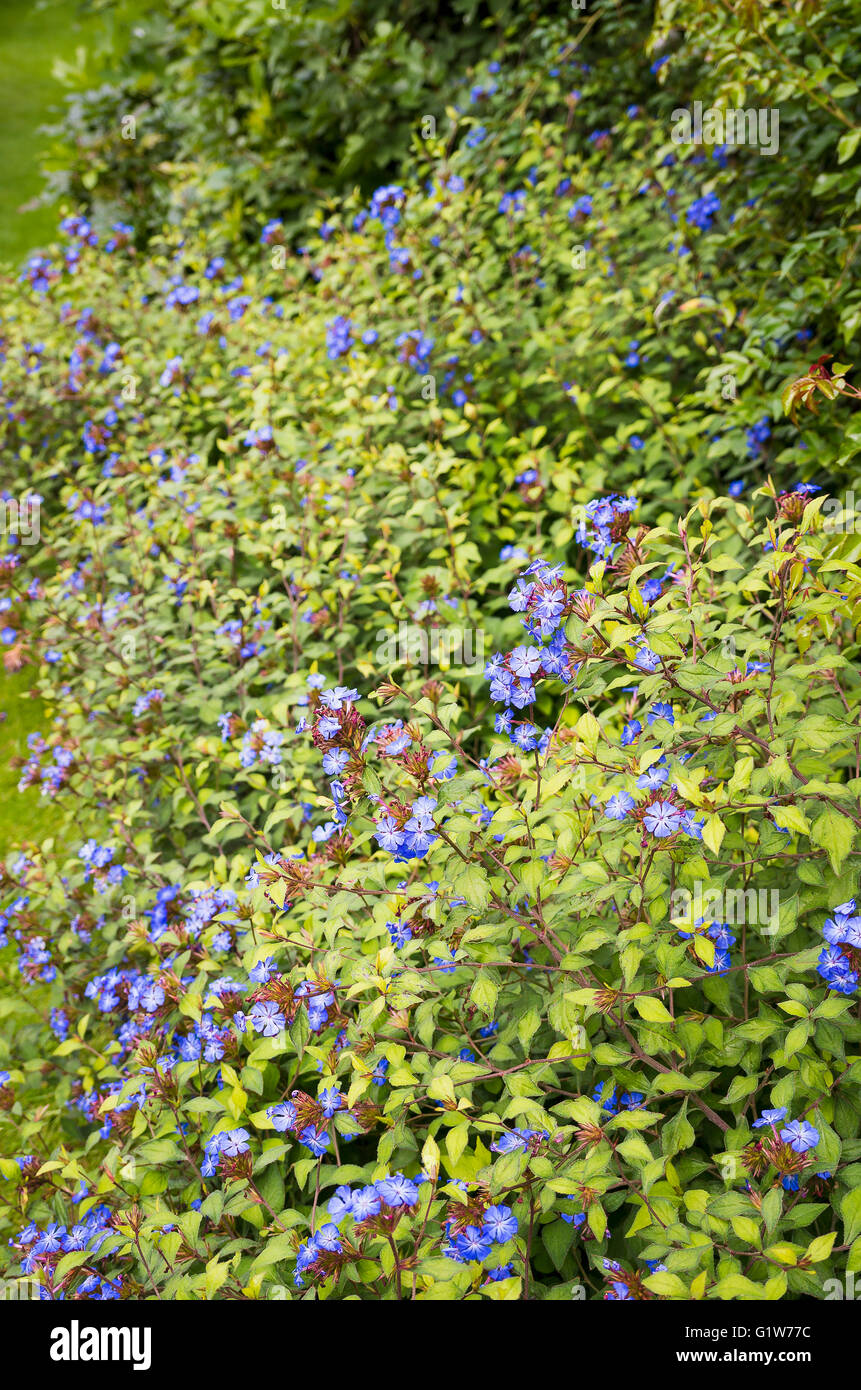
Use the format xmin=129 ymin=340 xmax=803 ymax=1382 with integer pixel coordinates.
xmin=1 ymin=0 xmax=861 ymax=1301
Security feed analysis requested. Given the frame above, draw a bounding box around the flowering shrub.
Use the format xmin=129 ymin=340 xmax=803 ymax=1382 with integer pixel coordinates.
xmin=3 ymin=467 xmax=861 ymax=1299
xmin=2 ymin=0 xmax=861 ymax=1303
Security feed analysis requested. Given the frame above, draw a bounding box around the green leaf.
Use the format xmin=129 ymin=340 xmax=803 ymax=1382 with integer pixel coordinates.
xmin=469 ymin=972 xmax=498 ymax=1018
xmin=644 ymin=1270 xmax=688 ymax=1298
xmin=662 ymin=1108 xmax=695 ymax=1157
xmin=806 ymin=1231 xmax=837 ymax=1262
xmin=837 ymin=128 xmax=861 ymax=163
xmin=55 ymin=1249 xmax=93 ymax=1281
xmin=541 ymin=1218 xmax=575 ymax=1272
xmin=588 ymin=1204 xmax=607 ymax=1241
xmin=702 ymin=814 xmax=725 ymax=855
xmin=634 ymin=996 xmax=673 ymax=1024
xmin=771 ymin=804 xmax=810 ymax=837
xmin=841 ymin=1187 xmax=861 ymax=1247
xmin=762 ymin=1187 xmax=783 ymax=1234
xmin=810 ymin=806 xmax=856 ymax=874
xmin=453 ymin=863 xmax=490 ymax=909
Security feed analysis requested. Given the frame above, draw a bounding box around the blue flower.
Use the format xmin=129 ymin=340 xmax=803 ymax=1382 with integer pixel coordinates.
xmin=267 ymin=1101 xmax=297 ymax=1132
xmin=376 ymin=1172 xmax=419 ymax=1206
xmin=322 ymin=748 xmax=350 ymax=776
xmin=221 ymin=1128 xmax=250 ymax=1159
xmin=248 ymin=1001 xmax=285 ymax=1036
xmin=605 ymin=792 xmax=635 ymax=820
xmin=351 ymin=1185 xmax=383 ymax=1220
xmin=637 ymin=766 xmax=668 ymax=791
xmin=456 ymin=1225 xmax=493 ymax=1261
xmin=482 ymin=1204 xmax=518 ymax=1242
xmin=643 ymin=801 xmax=683 ymax=838
xmin=780 ymin=1120 xmax=819 ymax=1153
xmin=299 ymin=1126 xmax=330 ymax=1157
xmin=752 ymin=1107 xmax=787 ymax=1129
xmin=318 ymin=1086 xmax=344 ymax=1118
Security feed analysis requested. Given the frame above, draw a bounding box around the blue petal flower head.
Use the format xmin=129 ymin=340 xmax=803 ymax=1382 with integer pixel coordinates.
xmin=375 ymin=1172 xmax=420 ymax=1206
xmin=637 ymin=765 xmax=668 ymax=791
xmin=509 ymin=680 xmax=536 ymax=709
xmin=706 ymin=947 xmax=731 ymax=975
xmin=686 ymin=191 xmax=721 ymax=231
xmin=780 ymin=1120 xmax=819 ymax=1153
xmin=388 ymin=920 xmax=413 ymax=949
xmin=318 ymin=1085 xmax=344 ymax=1118
xmin=250 ymin=957 xmax=277 ymax=984
xmin=643 ymin=800 xmax=683 ymax=838
xmin=483 ymin=1205 xmax=519 ymax=1242
xmin=491 ymin=1127 xmax=541 ymax=1154
xmin=248 ymin=1000 xmax=285 ymax=1037
xmin=708 ymin=922 xmax=736 ymax=950
xmin=633 ymin=646 xmax=660 ymax=672
xmin=569 ymin=194 xmax=593 ymax=220
xmin=456 ymin=1225 xmax=493 ymax=1261
xmin=316 ymin=1223 xmax=342 ymax=1253
xmin=751 ymin=1106 xmax=787 ymax=1129
xmin=509 ymin=645 xmax=543 ymax=679
xmin=34 ymin=1223 xmax=66 ymax=1255
xmin=592 ymin=1083 xmax=619 ymax=1115
xmin=374 ymin=815 xmax=404 ymax=854
xmin=320 ymin=686 xmax=359 ymax=710
xmin=607 ymin=1280 xmax=632 ymax=1300
xmin=351 ymin=1186 xmax=382 ymax=1220
xmin=221 ymin=1128 xmax=250 ymax=1159
xmin=512 ymin=721 xmax=540 ymax=752
xmin=605 ymin=792 xmax=635 ymax=820
xmin=322 ymin=748 xmax=350 ymax=776
xmin=640 ymin=576 xmax=662 ymax=601
xmin=267 ymin=1101 xmax=297 ymax=1132
xmin=298 ymin=1125 xmax=330 ymax=1157
xmin=823 ymin=902 xmax=861 ymax=948
xmin=816 ymin=946 xmax=859 ymax=994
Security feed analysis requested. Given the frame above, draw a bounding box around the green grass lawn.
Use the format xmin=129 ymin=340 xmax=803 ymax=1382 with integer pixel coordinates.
xmin=0 ymin=0 xmax=105 ymax=265
xmin=0 ymin=667 xmax=69 ymax=853
xmin=0 ymin=2 xmax=107 ymax=856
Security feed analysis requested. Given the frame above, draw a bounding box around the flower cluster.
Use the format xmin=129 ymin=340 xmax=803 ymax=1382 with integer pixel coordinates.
xmin=816 ymin=899 xmax=861 ymax=995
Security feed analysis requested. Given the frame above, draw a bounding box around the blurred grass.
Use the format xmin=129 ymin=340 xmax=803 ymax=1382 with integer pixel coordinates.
xmin=0 ymin=668 xmax=68 ymax=853
xmin=0 ymin=3 xmax=101 ymax=857
xmin=0 ymin=0 xmax=104 ymax=264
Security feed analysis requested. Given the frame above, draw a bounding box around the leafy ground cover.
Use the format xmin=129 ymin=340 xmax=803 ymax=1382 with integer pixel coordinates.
xmin=0 ymin=0 xmax=106 ymax=263
xmin=0 ymin=0 xmax=860 ymax=1303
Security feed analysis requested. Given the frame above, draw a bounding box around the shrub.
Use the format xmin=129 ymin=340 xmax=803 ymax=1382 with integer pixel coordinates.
xmin=43 ymin=0 xmax=576 ymax=239
xmin=2 ymin=0 xmax=861 ymax=1303
xmin=3 ymin=480 xmax=861 ymax=1299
